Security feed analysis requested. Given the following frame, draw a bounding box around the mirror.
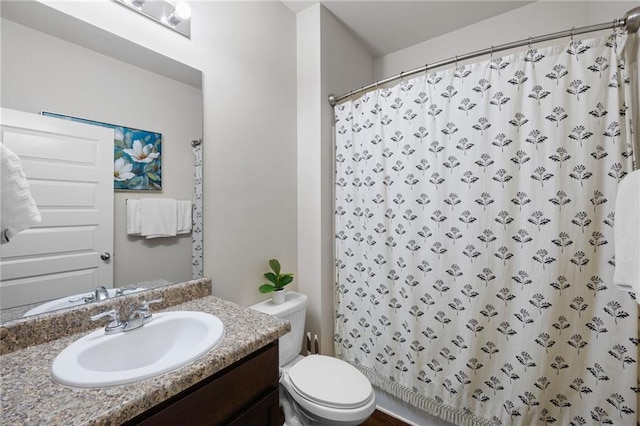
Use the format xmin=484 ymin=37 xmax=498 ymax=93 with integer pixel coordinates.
xmin=0 ymin=2 xmax=203 ymax=321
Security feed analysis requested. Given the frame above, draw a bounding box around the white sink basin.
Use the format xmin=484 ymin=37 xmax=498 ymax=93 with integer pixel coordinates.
xmin=24 ymin=287 xmax=146 ymax=317
xmin=51 ymin=311 xmax=224 ymax=388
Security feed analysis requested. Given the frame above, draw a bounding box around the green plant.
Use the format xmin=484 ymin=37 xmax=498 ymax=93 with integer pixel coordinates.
xmin=259 ymin=259 xmax=294 ymax=293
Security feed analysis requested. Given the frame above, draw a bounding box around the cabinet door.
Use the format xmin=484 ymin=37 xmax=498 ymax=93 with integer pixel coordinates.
xmin=228 ymin=388 xmax=280 ymax=426
xmin=130 ymin=342 xmax=279 ymax=426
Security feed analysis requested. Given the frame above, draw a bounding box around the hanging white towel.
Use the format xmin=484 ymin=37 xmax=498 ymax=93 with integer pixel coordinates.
xmin=0 ymin=142 xmax=41 ymax=242
xmin=176 ymin=200 xmax=192 ymax=234
xmin=140 ymin=198 xmax=177 ymax=239
xmin=613 ymin=169 xmax=640 ymax=299
xmin=126 ymin=199 xmax=142 ymax=235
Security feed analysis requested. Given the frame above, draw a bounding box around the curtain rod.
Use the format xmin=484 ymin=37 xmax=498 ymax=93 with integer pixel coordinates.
xmin=328 ymin=6 xmax=640 ymax=107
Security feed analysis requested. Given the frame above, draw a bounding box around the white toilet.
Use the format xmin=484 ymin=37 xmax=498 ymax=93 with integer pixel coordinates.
xmin=251 ymin=292 xmax=376 ymax=426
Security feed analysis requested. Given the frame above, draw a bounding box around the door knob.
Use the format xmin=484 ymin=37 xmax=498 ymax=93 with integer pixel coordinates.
xmin=100 ymin=252 xmax=112 ymax=261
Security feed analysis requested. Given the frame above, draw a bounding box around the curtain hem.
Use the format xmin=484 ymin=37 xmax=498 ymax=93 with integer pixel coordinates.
xmin=345 ymin=358 xmax=496 ymax=426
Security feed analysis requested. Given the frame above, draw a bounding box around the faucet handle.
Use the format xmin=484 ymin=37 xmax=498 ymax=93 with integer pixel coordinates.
xmin=68 ymin=293 xmax=94 ymax=303
xmin=115 ymin=286 xmax=139 ymax=297
xmin=140 ymin=298 xmax=163 ymax=311
xmin=134 ymin=298 xmax=163 ymax=327
xmin=136 ymin=298 xmax=163 ymax=319
xmin=91 ymin=309 xmax=119 ymax=322
xmin=91 ymin=309 xmax=124 ymax=334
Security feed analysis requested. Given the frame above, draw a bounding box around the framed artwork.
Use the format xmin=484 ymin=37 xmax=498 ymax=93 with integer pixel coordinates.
xmin=41 ymin=111 xmax=162 ymax=191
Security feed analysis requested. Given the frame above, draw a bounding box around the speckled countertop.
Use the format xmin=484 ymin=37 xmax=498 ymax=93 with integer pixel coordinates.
xmin=0 ymin=295 xmax=290 ymax=425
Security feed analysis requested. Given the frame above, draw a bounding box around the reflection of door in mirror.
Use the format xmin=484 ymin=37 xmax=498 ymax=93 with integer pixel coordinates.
xmin=0 ymin=108 xmax=114 ymax=309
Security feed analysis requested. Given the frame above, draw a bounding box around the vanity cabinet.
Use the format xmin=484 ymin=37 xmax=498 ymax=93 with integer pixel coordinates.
xmin=125 ymin=341 xmax=280 ymax=426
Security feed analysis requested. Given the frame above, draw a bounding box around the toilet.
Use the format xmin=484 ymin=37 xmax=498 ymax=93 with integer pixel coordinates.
xmin=251 ymin=292 xmax=376 ymax=426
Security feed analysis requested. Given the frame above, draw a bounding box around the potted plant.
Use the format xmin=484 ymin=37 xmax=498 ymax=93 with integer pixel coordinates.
xmin=259 ymin=258 xmax=293 ymax=304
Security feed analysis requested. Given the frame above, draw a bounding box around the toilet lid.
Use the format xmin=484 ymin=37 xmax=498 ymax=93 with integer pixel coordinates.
xmin=288 ymin=355 xmax=373 ymax=409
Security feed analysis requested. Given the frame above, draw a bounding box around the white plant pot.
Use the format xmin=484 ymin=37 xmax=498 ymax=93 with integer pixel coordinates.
xmin=272 ymin=289 xmax=286 ymax=305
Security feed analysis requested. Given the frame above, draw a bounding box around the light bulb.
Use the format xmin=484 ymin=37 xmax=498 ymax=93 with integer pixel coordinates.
xmin=174 ymin=2 xmax=191 ymax=20
xmin=168 ymin=2 xmax=191 ymax=25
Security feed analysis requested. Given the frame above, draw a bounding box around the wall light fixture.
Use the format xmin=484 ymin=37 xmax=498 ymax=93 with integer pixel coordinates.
xmin=113 ymin=0 xmax=191 ymax=38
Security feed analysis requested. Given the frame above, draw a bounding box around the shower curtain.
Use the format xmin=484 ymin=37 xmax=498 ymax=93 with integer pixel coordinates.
xmin=334 ymin=34 xmax=637 ymax=425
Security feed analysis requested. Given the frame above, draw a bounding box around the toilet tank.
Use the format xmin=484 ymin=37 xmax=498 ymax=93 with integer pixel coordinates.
xmin=250 ymin=292 xmax=308 ymax=366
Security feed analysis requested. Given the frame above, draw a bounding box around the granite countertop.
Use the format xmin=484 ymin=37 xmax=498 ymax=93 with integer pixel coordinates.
xmin=0 ymin=295 xmax=290 ymax=425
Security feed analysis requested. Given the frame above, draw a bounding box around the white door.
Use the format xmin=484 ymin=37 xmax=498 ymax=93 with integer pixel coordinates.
xmin=0 ymin=108 xmax=114 ymax=309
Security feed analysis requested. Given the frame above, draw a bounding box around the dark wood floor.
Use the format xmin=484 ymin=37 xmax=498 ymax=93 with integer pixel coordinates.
xmin=363 ymin=409 xmax=410 ymax=426
xmin=279 ymin=408 xmax=408 ymax=425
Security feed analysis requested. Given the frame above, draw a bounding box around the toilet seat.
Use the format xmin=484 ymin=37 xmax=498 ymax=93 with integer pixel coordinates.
xmin=287 ymin=355 xmax=373 ymax=409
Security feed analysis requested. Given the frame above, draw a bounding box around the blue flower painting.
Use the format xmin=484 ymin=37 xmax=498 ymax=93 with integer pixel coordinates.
xmin=42 ymin=112 xmax=162 ymax=190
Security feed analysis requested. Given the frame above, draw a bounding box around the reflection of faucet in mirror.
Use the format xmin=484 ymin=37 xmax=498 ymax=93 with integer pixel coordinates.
xmin=18 ymin=286 xmax=152 ymax=319
xmin=94 ymin=286 xmax=109 ymax=301
xmin=67 ymin=286 xmax=142 ymax=304
xmin=67 ymin=286 xmax=109 ymax=304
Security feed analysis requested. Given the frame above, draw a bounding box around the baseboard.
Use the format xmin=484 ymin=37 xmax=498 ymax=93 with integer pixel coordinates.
xmin=375 ymin=405 xmax=420 ymax=426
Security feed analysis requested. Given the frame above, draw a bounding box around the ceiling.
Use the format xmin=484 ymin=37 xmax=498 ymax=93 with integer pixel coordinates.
xmin=282 ymin=1 xmax=535 ymax=57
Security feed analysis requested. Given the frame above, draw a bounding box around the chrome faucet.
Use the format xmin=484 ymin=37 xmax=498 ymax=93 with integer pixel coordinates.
xmin=91 ymin=298 xmax=163 ymax=334
xmin=90 ymin=309 xmax=125 ymax=335
xmin=94 ymin=286 xmax=109 ymax=301
xmin=123 ymin=298 xmax=163 ymax=332
xmin=69 ymin=286 xmax=110 ymax=304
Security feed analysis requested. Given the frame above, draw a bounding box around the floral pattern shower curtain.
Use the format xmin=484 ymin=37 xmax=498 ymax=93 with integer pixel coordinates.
xmin=334 ymin=34 xmax=637 ymax=425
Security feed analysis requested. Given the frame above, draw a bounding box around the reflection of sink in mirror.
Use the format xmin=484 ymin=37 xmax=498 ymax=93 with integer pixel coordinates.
xmin=23 ymin=288 xmax=146 ymax=317
xmin=51 ymin=311 xmax=224 ymax=388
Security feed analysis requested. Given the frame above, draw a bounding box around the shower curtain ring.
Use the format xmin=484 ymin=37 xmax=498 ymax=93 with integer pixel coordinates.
xmin=570 ymin=27 xmax=575 ymax=43
xmin=455 ymin=55 xmax=458 ymax=66
xmin=528 ymin=36 xmax=532 ymax=50
xmin=400 ymin=71 xmax=404 ymax=82
xmin=490 ymin=45 xmax=494 ymax=59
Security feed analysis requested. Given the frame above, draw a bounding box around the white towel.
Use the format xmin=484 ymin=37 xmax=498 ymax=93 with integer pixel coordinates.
xmin=140 ymin=198 xmax=177 ymax=239
xmin=614 ymin=169 xmax=640 ymax=299
xmin=0 ymin=142 xmax=41 ymax=242
xmin=177 ymin=200 xmax=192 ymax=234
xmin=126 ymin=199 xmax=142 ymax=235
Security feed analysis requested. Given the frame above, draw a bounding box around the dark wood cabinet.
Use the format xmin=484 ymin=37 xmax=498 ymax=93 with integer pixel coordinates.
xmin=228 ymin=388 xmax=280 ymax=426
xmin=125 ymin=341 xmax=280 ymax=426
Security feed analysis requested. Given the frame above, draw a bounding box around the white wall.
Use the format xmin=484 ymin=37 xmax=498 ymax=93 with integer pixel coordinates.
xmin=297 ymin=5 xmax=324 ymax=350
xmin=297 ymin=4 xmax=373 ymax=355
xmin=194 ymin=2 xmax=297 ymax=306
xmin=0 ymin=17 xmax=201 ymax=288
xmin=32 ymin=1 xmax=298 ymax=306
xmin=374 ymin=1 xmax=638 ymax=79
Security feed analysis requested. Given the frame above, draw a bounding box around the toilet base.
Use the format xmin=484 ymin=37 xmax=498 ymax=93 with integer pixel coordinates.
xmin=281 ymin=386 xmax=309 ymax=426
